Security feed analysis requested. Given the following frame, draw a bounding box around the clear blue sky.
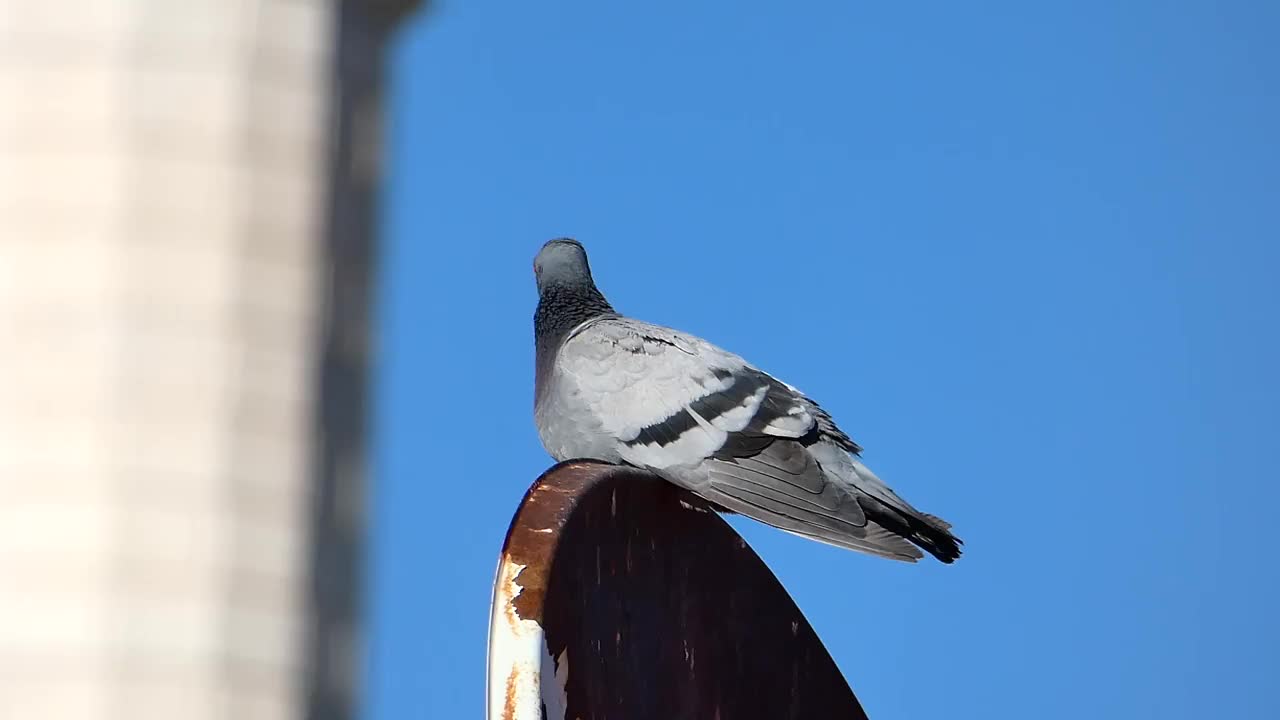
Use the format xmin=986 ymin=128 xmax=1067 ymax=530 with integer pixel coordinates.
xmin=364 ymin=2 xmax=1279 ymax=718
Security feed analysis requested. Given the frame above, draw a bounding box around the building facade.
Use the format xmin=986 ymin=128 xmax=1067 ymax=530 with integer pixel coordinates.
xmin=0 ymin=1 xmax=417 ymax=717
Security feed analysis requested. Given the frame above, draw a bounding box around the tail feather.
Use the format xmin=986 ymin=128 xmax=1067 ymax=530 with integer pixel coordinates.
xmin=922 ymin=512 xmax=953 ymax=531
xmin=857 ymin=496 xmax=963 ymax=563
xmin=845 ymin=457 xmax=964 ymax=563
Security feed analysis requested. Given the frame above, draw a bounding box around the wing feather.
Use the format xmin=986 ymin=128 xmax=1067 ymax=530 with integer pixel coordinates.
xmin=558 ymin=317 xmax=820 ymax=469
xmin=702 ymin=443 xmax=923 ymax=562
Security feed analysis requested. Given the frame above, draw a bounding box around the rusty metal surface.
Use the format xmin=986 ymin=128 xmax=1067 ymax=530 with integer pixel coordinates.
xmin=488 ymin=460 xmax=869 ymax=720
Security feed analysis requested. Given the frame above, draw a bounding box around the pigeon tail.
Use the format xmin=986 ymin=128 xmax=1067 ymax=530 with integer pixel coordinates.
xmin=860 ymin=500 xmax=963 ymax=564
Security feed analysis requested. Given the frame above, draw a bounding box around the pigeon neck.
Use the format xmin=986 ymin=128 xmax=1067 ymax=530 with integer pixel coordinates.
xmin=534 ymin=281 xmax=615 ymax=395
xmin=535 ymin=281 xmax=615 ymax=349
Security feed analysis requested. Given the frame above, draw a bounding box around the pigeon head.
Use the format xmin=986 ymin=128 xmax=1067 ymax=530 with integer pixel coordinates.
xmin=532 ymin=238 xmax=615 ymax=365
xmin=533 ymin=238 xmax=594 ymax=294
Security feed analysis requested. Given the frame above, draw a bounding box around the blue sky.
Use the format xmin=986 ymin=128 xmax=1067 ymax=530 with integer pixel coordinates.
xmin=365 ymin=2 xmax=1279 ymax=718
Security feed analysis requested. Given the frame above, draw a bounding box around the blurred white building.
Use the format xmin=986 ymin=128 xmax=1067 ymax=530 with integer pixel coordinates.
xmin=0 ymin=1 xmax=417 ymax=718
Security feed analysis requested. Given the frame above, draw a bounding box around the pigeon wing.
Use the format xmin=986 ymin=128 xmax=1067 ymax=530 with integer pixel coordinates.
xmin=556 ymin=317 xmax=813 ymax=468
xmin=557 ymin=318 xmax=923 ymax=560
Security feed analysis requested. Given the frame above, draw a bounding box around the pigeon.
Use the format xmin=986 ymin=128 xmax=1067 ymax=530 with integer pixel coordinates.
xmin=532 ymin=238 xmax=962 ymax=563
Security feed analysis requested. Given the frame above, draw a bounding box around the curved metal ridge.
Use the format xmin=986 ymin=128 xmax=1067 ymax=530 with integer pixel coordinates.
xmin=487 ymin=460 xmax=869 ymax=720
xmin=487 ymin=461 xmax=610 ymax=720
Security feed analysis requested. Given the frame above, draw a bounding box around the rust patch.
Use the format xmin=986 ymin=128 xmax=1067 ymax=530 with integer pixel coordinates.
xmin=503 ymin=664 xmax=520 ymax=720
xmin=502 ymin=460 xmax=616 ymax=623
xmin=498 ymin=557 xmax=523 ymax=632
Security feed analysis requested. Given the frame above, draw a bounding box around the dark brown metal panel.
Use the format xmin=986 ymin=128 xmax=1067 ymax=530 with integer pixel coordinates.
xmin=492 ymin=460 xmax=869 ymax=720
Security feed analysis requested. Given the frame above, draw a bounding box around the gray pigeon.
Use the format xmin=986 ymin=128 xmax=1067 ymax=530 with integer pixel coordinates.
xmin=532 ymin=238 xmax=962 ymax=563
